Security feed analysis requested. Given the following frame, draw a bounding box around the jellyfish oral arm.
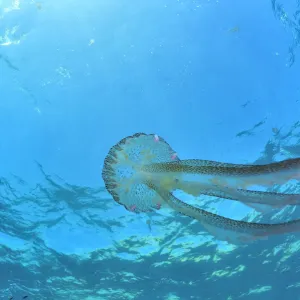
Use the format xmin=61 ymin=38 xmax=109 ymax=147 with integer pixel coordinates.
xmin=141 ymin=158 xmax=300 ymax=207
xmin=176 ymin=181 xmax=300 ymax=208
xmin=143 ymin=158 xmax=300 ymax=189
xmin=145 ymin=181 xmax=300 ymax=243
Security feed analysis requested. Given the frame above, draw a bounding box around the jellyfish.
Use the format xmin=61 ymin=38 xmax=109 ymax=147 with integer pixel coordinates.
xmin=102 ymin=133 xmax=300 ymax=243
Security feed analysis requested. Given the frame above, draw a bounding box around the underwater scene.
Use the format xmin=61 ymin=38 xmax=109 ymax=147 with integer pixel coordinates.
xmin=1 ymin=0 xmax=300 ymax=299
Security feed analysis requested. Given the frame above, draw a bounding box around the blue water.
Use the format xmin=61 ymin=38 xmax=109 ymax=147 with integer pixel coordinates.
xmin=1 ymin=0 xmax=300 ymax=299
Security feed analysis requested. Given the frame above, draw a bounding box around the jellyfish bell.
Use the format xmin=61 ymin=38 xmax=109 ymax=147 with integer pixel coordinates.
xmin=102 ymin=133 xmax=180 ymax=213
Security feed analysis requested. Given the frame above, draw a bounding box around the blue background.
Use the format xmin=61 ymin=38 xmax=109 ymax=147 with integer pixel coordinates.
xmin=1 ymin=0 xmax=300 ymax=299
